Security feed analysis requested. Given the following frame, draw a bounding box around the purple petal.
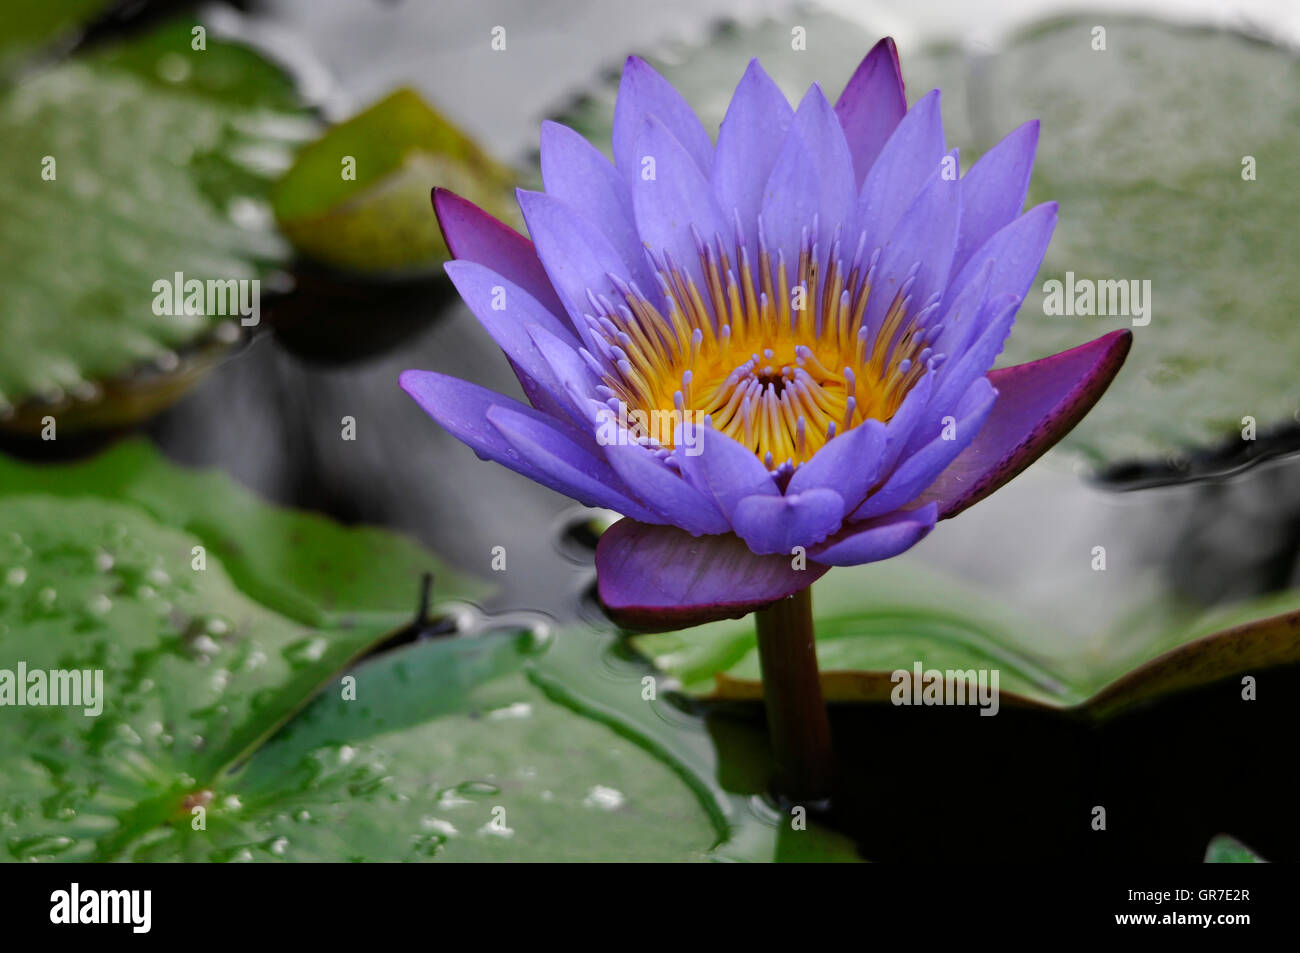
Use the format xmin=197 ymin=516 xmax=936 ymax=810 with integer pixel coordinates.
xmin=400 ymin=370 xmax=610 ymax=499
xmin=786 ymin=418 xmax=886 ymax=513
xmin=809 ymin=502 xmax=939 ymax=567
xmin=632 ymin=115 xmax=729 ymax=293
xmin=539 ymin=120 xmax=647 ymax=289
xmin=914 ymin=330 xmax=1134 ymax=519
xmin=443 ymin=260 xmax=586 ymax=423
xmin=612 ymin=56 xmax=713 ymax=182
xmin=930 ymin=257 xmax=996 ymax=366
xmin=953 ymin=120 xmax=1039 ymax=277
xmin=854 ymin=89 xmax=945 ymax=254
xmin=433 ymin=188 xmax=568 ymax=323
xmin=526 ymin=321 xmax=605 ymax=424
xmin=760 ymin=83 xmax=857 ymax=267
xmin=834 ymin=37 xmax=907 ymax=187
xmin=485 ymin=405 xmax=661 ymax=522
xmin=596 ymin=519 xmax=826 ymax=631
xmin=444 ymin=260 xmax=579 ymax=349
xmin=731 ymin=487 xmax=845 ymax=555
xmin=516 ymin=188 xmax=636 ymax=331
xmin=674 ymin=423 xmax=777 ymax=521
xmin=904 ymin=291 xmax=1020 ymax=458
xmin=713 ymin=58 xmax=793 ymax=249
xmin=601 ymin=441 xmax=731 ymax=536
xmin=946 ymin=201 xmax=1058 ymax=311
xmin=878 ymin=366 xmax=936 ymax=474
xmin=862 ymin=164 xmax=961 ymax=347
xmin=852 ymin=376 xmax=998 ymax=519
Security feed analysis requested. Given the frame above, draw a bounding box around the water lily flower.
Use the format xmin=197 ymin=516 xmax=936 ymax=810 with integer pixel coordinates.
xmin=402 ymin=39 xmax=1131 ymax=632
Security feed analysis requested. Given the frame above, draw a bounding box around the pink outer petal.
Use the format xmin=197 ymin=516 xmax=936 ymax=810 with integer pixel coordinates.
xmin=834 ymin=37 xmax=907 ymax=187
xmin=596 ymin=519 xmax=827 ymax=632
xmin=432 ymin=188 xmax=568 ymax=323
xmin=915 ymin=330 xmax=1133 ymax=519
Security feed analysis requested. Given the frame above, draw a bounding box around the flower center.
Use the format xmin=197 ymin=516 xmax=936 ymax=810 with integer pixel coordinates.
xmin=583 ymin=219 xmax=940 ymax=468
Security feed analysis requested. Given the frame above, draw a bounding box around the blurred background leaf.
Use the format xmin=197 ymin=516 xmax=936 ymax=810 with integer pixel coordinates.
xmin=0 ymin=16 xmax=318 ymax=434
xmin=272 ymin=87 xmax=518 ymax=276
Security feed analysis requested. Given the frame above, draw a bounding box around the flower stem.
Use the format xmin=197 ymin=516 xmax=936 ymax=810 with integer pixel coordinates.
xmin=753 ymin=586 xmax=833 ymax=804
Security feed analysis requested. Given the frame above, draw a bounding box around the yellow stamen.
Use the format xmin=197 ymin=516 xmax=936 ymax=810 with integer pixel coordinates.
xmin=590 ymin=229 xmax=936 ymax=468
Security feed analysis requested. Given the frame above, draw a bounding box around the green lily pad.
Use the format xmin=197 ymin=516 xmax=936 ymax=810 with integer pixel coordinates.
xmin=1205 ymin=835 xmax=1266 ymax=863
xmin=0 ymin=493 xmax=403 ymax=861
xmin=0 ymin=439 xmax=488 ymax=626
xmin=633 ymin=561 xmax=1083 ymax=704
xmin=140 ymin=622 xmax=860 ymax=861
xmin=526 ymin=625 xmax=862 ymax=861
xmin=0 ymin=440 xmax=493 ymax=861
xmin=0 ymin=17 xmax=319 ymax=433
xmin=555 ymin=14 xmax=1300 ymax=470
xmin=633 ymin=558 xmax=1300 ymax=711
xmin=271 ymin=87 xmax=518 ymax=276
xmin=126 ymin=630 xmax=725 ymax=861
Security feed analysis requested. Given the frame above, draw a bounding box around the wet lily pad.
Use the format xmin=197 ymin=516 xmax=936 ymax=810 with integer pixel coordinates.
xmin=0 ymin=494 xmax=403 ymax=861
xmin=271 ymin=87 xmax=518 ymax=276
xmin=131 ymin=624 xmax=861 ymax=861
xmin=128 ymin=630 xmax=726 ymax=861
xmin=555 ymin=13 xmax=1300 ymax=471
xmin=0 ymin=17 xmax=318 ymax=434
xmin=0 ymin=439 xmax=488 ymax=625
xmin=0 ymin=440 xmax=491 ymax=861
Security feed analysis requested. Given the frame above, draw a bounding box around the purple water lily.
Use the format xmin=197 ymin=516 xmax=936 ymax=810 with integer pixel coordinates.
xmin=402 ymin=39 xmax=1130 ymax=631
